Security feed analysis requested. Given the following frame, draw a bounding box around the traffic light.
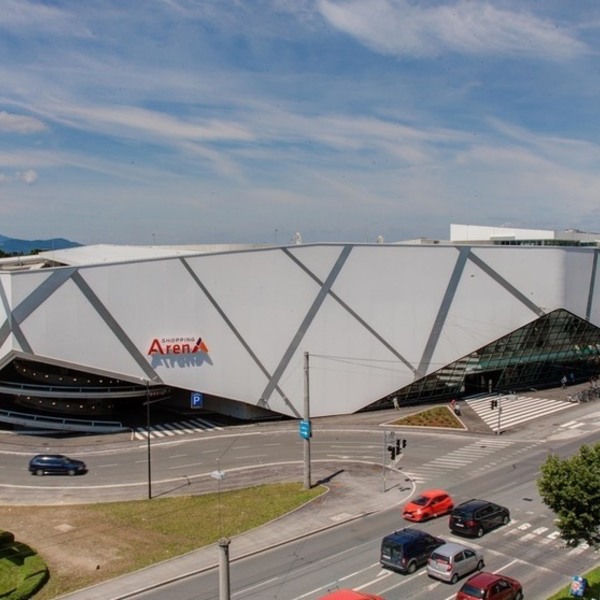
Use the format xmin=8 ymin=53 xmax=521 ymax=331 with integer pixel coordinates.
xmin=394 ymin=439 xmax=407 ymax=454
xmin=387 ymin=445 xmax=397 ymax=460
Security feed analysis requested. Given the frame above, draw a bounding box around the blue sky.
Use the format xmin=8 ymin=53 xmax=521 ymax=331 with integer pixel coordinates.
xmin=1 ymin=0 xmax=600 ymax=245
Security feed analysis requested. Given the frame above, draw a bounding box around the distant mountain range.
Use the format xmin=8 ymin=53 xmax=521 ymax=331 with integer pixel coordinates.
xmin=0 ymin=234 xmax=82 ymax=255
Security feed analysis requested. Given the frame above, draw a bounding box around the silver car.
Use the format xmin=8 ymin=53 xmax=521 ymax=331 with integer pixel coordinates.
xmin=426 ymin=542 xmax=484 ymax=584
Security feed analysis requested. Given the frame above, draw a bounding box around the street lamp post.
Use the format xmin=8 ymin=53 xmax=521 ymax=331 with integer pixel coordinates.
xmin=143 ymin=380 xmax=168 ymax=500
xmin=145 ymin=381 xmax=152 ymax=499
xmin=211 ymin=462 xmax=229 ymax=600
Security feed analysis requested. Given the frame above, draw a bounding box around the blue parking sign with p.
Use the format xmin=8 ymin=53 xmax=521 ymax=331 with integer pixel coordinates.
xmin=191 ymin=392 xmax=203 ymax=408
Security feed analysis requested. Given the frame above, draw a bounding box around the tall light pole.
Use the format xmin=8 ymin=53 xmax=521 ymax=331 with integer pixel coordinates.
xmin=143 ymin=380 xmax=167 ymax=500
xmin=218 ymin=537 xmax=231 ymax=600
xmin=211 ymin=461 xmax=229 ymax=600
xmin=145 ymin=380 xmax=152 ymax=500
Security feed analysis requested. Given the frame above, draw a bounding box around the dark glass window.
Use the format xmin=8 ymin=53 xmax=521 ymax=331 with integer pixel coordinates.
xmin=371 ymin=309 xmax=600 ymax=410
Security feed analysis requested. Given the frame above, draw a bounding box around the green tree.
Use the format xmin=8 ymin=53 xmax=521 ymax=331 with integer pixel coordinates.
xmin=537 ymin=442 xmax=600 ymax=547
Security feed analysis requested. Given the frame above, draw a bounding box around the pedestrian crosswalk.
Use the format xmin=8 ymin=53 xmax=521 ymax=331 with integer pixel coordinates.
xmin=465 ymin=393 xmax=574 ymax=432
xmin=501 ymin=519 xmax=598 ymax=556
xmin=444 ymin=516 xmax=599 ymax=558
xmin=405 ymin=437 xmax=537 ymax=484
xmin=133 ymin=417 xmax=224 ymax=440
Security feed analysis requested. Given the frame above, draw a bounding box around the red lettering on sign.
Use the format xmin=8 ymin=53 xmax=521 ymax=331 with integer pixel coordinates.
xmin=147 ymin=337 xmax=209 ymax=356
xmin=147 ymin=339 xmax=164 ymax=355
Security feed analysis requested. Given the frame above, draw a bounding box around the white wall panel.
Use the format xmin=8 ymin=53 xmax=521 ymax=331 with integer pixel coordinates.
xmin=0 ymin=274 xmax=9 ymax=324
xmin=2 ymin=244 xmax=599 ymax=418
xmin=429 ymin=259 xmax=541 ymax=372
xmin=330 ymin=245 xmax=461 ymax=369
xmin=469 ymin=247 xmax=565 ymax=311
xmin=286 ymin=244 xmax=350 ymax=283
xmin=0 ymin=274 xmax=11 ymax=366
xmin=186 ymin=249 xmax=322 ymax=372
xmin=16 ymin=276 xmax=147 ymax=378
xmin=562 ymin=249 xmax=597 ymax=319
xmin=282 ymin=294 xmax=409 ymax=416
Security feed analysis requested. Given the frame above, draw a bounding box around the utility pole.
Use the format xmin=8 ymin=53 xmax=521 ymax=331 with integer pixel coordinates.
xmin=303 ymin=351 xmax=311 ymax=490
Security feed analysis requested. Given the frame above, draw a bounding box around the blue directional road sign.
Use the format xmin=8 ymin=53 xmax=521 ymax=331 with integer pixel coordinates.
xmin=191 ymin=392 xmax=203 ymax=409
xmin=299 ymin=419 xmax=311 ymax=439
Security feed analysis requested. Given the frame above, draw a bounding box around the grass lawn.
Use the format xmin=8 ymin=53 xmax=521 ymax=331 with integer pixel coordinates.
xmin=0 ymin=482 xmax=324 ymax=600
xmin=0 ymin=541 xmax=47 ymax=600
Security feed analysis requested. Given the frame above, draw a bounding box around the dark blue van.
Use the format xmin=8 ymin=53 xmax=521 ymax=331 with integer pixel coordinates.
xmin=380 ymin=528 xmax=444 ymax=574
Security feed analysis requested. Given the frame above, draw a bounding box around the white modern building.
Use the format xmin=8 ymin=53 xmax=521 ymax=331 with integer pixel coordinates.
xmin=0 ymin=225 xmax=599 ymax=425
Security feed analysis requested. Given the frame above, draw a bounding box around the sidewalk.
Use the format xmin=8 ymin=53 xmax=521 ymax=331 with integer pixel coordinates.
xmin=56 ymin=461 xmax=408 ymax=600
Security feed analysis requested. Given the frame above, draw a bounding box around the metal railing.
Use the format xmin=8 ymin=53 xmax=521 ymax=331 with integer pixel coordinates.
xmin=0 ymin=408 xmax=126 ymax=433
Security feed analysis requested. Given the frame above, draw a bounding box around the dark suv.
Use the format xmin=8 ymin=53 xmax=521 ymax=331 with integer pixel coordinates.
xmin=380 ymin=527 xmax=444 ymax=574
xmin=28 ymin=454 xmax=87 ymax=476
xmin=449 ymin=499 xmax=510 ymax=538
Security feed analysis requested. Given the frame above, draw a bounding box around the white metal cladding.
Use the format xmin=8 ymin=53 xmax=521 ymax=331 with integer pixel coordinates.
xmin=0 ymin=243 xmax=599 ymax=418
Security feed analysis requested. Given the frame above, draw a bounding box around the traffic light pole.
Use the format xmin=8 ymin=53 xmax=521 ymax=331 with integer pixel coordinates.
xmin=382 ymin=431 xmax=396 ymax=492
xmin=496 ymin=394 xmax=502 ymax=435
xmin=382 ymin=432 xmax=407 ymax=492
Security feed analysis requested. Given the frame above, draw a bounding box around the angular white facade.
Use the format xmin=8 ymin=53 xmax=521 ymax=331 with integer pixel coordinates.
xmin=1 ymin=241 xmax=599 ymax=418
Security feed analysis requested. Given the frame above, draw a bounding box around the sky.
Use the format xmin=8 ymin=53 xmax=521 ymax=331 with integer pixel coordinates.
xmin=2 ymin=0 xmax=600 ymax=246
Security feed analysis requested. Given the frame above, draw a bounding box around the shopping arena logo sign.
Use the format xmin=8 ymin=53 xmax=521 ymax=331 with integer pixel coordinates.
xmin=147 ymin=336 xmax=209 ymax=356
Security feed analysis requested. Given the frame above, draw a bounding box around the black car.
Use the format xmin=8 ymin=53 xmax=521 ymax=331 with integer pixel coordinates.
xmin=380 ymin=527 xmax=445 ymax=574
xmin=449 ymin=499 xmax=510 ymax=538
xmin=28 ymin=454 xmax=87 ymax=476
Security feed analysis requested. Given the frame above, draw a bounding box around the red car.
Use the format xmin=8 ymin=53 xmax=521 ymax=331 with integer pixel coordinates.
xmin=456 ymin=571 xmax=523 ymax=600
xmin=402 ymin=489 xmax=454 ymax=522
xmin=319 ymin=590 xmax=385 ymax=599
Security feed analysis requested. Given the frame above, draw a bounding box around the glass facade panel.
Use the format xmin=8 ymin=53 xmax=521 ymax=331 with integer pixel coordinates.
xmin=371 ymin=309 xmax=600 ymax=410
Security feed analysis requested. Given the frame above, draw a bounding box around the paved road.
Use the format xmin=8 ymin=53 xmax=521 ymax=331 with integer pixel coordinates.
xmin=54 ymin=426 xmax=600 ymax=600
xmin=0 ymin=385 xmax=597 ymax=599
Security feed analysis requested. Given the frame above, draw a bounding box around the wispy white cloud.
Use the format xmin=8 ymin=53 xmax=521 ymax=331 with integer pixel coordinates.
xmin=318 ymin=0 xmax=588 ymax=59
xmin=17 ymin=169 xmax=38 ymax=184
xmin=0 ymin=168 xmax=38 ymax=184
xmin=53 ymin=103 xmax=255 ymax=144
xmin=0 ymin=111 xmax=47 ymax=134
xmin=0 ymin=0 xmax=90 ymax=36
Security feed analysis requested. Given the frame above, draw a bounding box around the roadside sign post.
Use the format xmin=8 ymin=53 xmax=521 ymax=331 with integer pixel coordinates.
xmin=303 ymin=351 xmax=311 ymax=490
